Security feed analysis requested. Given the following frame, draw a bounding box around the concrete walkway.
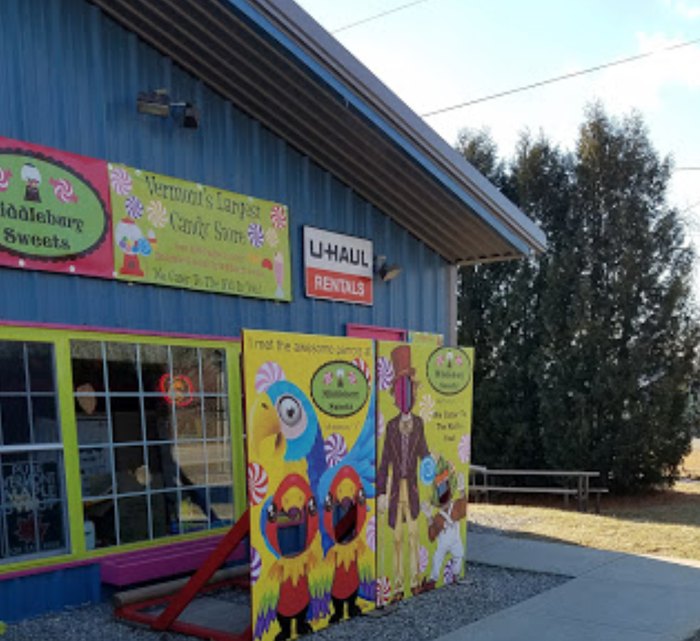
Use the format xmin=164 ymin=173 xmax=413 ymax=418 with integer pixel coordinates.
xmin=437 ymin=533 xmax=700 ymax=641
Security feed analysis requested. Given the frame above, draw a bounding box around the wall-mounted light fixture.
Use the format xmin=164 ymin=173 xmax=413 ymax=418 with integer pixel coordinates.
xmin=374 ymin=255 xmax=402 ymax=282
xmin=137 ymin=89 xmax=200 ymax=129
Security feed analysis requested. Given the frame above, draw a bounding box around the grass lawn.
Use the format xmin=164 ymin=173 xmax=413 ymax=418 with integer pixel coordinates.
xmin=469 ymin=480 xmax=700 ymax=562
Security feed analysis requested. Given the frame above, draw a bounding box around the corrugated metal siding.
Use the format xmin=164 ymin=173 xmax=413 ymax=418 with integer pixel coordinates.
xmin=0 ymin=564 xmax=101 ymax=622
xmin=0 ymin=0 xmax=450 ymax=339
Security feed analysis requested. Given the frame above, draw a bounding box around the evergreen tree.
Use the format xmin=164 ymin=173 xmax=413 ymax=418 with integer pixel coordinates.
xmin=458 ymin=107 xmax=698 ymax=490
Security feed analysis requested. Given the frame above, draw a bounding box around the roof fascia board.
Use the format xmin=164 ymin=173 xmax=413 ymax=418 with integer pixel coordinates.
xmin=229 ymin=0 xmax=535 ymax=258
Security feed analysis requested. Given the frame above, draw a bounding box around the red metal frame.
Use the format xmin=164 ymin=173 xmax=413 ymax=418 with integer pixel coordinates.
xmin=116 ymin=509 xmax=251 ymax=641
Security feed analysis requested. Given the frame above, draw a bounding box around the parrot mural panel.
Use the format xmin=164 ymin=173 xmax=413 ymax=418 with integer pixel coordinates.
xmin=244 ymin=330 xmax=376 ymax=641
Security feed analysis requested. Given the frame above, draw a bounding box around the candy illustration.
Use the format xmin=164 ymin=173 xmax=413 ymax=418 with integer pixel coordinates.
xmin=366 ymin=515 xmax=376 ymax=552
xmin=247 ymin=462 xmax=269 ymax=505
xmin=323 ymin=371 xmax=334 ymax=386
xmin=420 ymin=456 xmax=436 ymax=485
xmin=254 ymin=361 xmax=285 ymax=393
xmin=376 ymin=576 xmax=392 ymax=607
xmin=377 ymin=356 xmax=394 ymax=391
xmin=125 ymin=195 xmax=143 ymax=219
xmin=444 ymin=558 xmax=461 ymax=584
xmin=418 ymin=394 xmax=436 ymax=423
xmin=147 ymin=200 xmax=168 ymax=227
xmin=418 ymin=545 xmax=429 ymax=574
xmin=110 ymin=166 xmax=132 ymax=196
xmin=324 ymin=433 xmax=347 ymax=468
xmin=250 ymin=547 xmax=262 ymax=585
xmin=247 ymin=222 xmax=264 ymax=248
xmin=270 ymin=204 xmax=287 ymax=229
xmin=458 ymin=434 xmax=471 ymax=464
xmin=48 ymin=177 xmax=78 ymax=204
xmin=377 ymin=411 xmax=386 ymax=438
xmin=0 ymin=168 xmax=12 ymax=191
xmin=273 ymin=251 xmax=285 ymax=298
xmin=265 ymin=227 xmax=279 ymax=247
xmin=352 ymin=357 xmax=372 ymax=383
xmin=347 ymin=370 xmax=357 ymax=385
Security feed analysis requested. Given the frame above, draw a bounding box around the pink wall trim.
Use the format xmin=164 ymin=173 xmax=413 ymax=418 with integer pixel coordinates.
xmin=1 ymin=535 xmax=247 ymax=583
xmin=0 ymin=319 xmax=241 ymax=343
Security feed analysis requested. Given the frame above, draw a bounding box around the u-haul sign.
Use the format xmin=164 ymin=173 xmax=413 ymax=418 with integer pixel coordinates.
xmin=303 ymin=226 xmax=373 ymax=305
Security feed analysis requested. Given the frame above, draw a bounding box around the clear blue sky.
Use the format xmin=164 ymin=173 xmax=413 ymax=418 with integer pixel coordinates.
xmin=296 ymin=0 xmax=700 ymax=279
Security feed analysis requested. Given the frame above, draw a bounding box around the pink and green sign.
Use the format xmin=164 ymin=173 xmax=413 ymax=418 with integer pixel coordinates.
xmin=109 ymin=164 xmax=292 ymax=301
xmin=0 ymin=136 xmax=112 ymax=278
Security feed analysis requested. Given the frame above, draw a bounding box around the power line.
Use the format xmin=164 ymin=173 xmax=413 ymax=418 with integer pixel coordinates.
xmin=331 ymin=0 xmax=431 ymax=34
xmin=421 ymin=36 xmax=700 ymax=118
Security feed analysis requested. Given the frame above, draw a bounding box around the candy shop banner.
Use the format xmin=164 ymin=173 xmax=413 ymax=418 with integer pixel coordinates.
xmin=109 ymin=164 xmax=292 ymax=301
xmin=375 ymin=342 xmax=473 ymax=606
xmin=0 ymin=136 xmax=113 ymax=278
xmin=243 ymin=329 xmax=376 ymax=640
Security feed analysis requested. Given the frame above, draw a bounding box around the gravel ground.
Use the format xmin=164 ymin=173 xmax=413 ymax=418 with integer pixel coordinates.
xmin=3 ymin=563 xmax=568 ymax=641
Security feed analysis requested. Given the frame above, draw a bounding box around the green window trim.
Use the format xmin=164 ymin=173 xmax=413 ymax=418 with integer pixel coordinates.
xmin=0 ymin=324 xmax=245 ymax=575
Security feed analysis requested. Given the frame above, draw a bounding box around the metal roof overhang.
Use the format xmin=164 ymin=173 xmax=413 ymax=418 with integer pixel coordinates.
xmin=90 ymin=0 xmax=547 ymax=264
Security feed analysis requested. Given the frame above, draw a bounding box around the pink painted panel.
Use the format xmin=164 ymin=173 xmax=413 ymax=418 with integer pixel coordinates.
xmin=346 ymin=322 xmax=406 ymax=341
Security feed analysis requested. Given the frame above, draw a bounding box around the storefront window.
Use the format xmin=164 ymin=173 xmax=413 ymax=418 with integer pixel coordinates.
xmin=0 ymin=342 xmax=67 ymax=563
xmin=72 ymin=340 xmax=234 ymax=549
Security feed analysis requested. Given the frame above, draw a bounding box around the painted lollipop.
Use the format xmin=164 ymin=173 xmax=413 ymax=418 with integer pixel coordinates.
xmin=270 ymin=204 xmax=287 ymax=229
xmin=376 ymin=576 xmax=391 ymax=607
xmin=324 ymin=433 xmax=347 ymax=468
xmin=377 ymin=411 xmax=386 ymax=438
xmin=110 ymin=166 xmax=132 ymax=196
xmin=247 ymin=462 xmax=269 ymax=505
xmin=352 ymin=357 xmax=372 ymax=383
xmin=365 ymin=515 xmax=376 ymax=552
xmin=0 ymin=168 xmax=12 ymax=191
xmin=49 ymin=178 xmax=78 ymax=203
xmin=247 ymin=222 xmax=264 ymax=248
xmin=125 ymin=195 xmax=144 ymax=219
xmin=418 ymin=545 xmax=429 ymax=574
xmin=250 ymin=547 xmax=262 ymax=585
xmin=458 ymin=434 xmax=471 ymax=464
xmin=377 ymin=356 xmax=394 ymax=391
xmin=255 ymin=361 xmax=285 ymax=393
xmin=147 ymin=200 xmax=168 ymax=227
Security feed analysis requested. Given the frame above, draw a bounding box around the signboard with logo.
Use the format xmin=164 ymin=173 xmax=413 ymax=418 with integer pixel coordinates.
xmin=243 ymin=329 xmax=376 ymax=639
xmin=109 ymin=164 xmax=292 ymax=301
xmin=0 ymin=136 xmax=112 ymax=278
xmin=375 ymin=342 xmax=473 ymax=606
xmin=303 ymin=226 xmax=373 ymax=305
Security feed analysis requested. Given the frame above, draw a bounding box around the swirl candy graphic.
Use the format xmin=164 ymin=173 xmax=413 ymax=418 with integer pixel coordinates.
xmin=110 ymin=166 xmax=132 ymax=196
xmin=420 ymin=456 xmax=436 ymax=485
xmin=418 ymin=394 xmax=436 ymax=423
xmin=377 ymin=356 xmax=394 ymax=391
xmin=443 ymin=560 xmax=456 ymax=585
xmin=49 ymin=177 xmax=78 ymax=203
xmin=125 ymin=195 xmax=144 ymax=219
xmin=250 ymin=547 xmax=262 ymax=585
xmin=366 ymin=515 xmax=376 ymax=552
xmin=324 ymin=433 xmax=347 ymax=468
xmin=270 ymin=204 xmax=287 ymax=230
xmin=352 ymin=357 xmax=372 ymax=383
xmin=147 ymin=200 xmax=168 ymax=227
xmin=0 ymin=168 xmax=12 ymax=191
xmin=247 ymin=223 xmax=264 ymax=248
xmin=376 ymin=576 xmax=392 ymax=607
xmin=247 ymin=462 xmax=269 ymax=505
xmin=264 ymin=227 xmax=279 ymax=247
xmin=255 ymin=361 xmax=285 ymax=393
xmin=418 ymin=545 xmax=429 ymax=574
xmin=458 ymin=434 xmax=471 ymax=464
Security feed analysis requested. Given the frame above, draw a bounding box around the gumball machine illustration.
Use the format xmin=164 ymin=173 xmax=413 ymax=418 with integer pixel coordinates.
xmin=115 ymin=196 xmax=156 ymax=276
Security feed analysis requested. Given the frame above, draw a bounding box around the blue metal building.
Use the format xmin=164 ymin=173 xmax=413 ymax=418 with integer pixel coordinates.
xmin=0 ymin=0 xmax=545 ymax=622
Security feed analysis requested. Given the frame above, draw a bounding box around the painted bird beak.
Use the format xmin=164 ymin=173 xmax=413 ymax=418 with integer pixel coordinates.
xmin=251 ymin=397 xmax=283 ymax=456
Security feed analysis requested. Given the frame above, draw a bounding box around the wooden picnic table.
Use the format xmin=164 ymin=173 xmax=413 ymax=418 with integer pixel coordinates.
xmin=469 ymin=467 xmax=602 ymax=512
